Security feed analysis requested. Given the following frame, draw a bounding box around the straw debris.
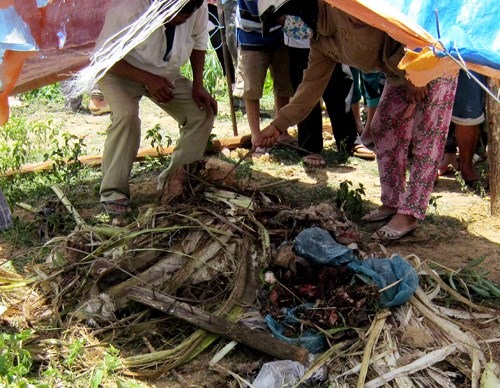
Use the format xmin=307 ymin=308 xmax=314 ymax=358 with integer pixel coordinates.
xmin=0 ymin=173 xmax=498 ymax=385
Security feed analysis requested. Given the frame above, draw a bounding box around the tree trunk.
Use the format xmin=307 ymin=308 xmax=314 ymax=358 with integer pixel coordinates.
xmin=487 ymin=78 xmax=500 ymax=216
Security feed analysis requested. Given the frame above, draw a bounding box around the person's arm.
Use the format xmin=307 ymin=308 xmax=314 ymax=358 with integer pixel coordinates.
xmin=255 ymin=43 xmax=336 ymax=148
xmin=108 ymin=59 xmax=175 ymax=103
xmin=190 ymin=49 xmax=218 ymax=114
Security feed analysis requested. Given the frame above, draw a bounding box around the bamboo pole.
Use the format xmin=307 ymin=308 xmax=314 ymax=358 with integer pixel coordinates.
xmin=2 ymin=134 xmax=252 ymax=177
xmin=217 ymin=0 xmax=238 ymax=136
xmin=51 ymin=185 xmax=86 ymax=226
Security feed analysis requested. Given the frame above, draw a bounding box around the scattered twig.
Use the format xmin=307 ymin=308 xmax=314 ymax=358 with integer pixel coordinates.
xmin=51 ymin=185 xmax=87 ymax=226
xmin=357 ymin=309 xmax=391 ymax=388
xmin=255 ymin=178 xmax=300 ymax=191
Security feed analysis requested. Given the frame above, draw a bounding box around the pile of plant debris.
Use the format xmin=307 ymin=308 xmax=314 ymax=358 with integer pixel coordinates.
xmin=1 ymin=161 xmax=499 ymax=386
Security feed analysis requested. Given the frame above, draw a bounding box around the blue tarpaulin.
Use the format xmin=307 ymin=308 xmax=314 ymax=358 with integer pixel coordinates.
xmin=389 ymin=0 xmax=500 ymax=70
xmin=328 ymin=0 xmax=500 ymax=87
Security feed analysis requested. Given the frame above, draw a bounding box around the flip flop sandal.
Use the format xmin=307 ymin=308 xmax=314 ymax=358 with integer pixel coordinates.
xmin=102 ymin=199 xmax=131 ymax=216
xmin=371 ymin=224 xmax=419 ymax=240
xmin=361 ymin=208 xmax=397 ymax=222
xmin=352 ymin=144 xmax=376 ymax=160
xmin=303 ymin=154 xmax=326 ymax=168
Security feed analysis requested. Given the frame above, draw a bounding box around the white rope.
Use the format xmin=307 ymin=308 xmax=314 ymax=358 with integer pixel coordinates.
xmin=67 ymin=0 xmax=190 ymax=98
xmin=433 ymin=41 xmax=500 ymax=104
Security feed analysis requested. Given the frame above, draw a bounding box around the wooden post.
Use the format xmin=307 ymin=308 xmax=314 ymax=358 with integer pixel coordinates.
xmin=487 ymin=78 xmax=500 ymax=216
xmin=217 ymin=0 xmax=238 ymax=136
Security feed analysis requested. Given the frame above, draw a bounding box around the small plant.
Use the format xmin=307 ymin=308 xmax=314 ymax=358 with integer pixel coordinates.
xmin=20 ymin=83 xmax=63 ymax=103
xmin=64 ymin=338 xmax=86 ymax=368
xmin=0 ymin=116 xmax=62 ymax=174
xmin=454 ymin=170 xmax=487 ymax=197
xmin=428 ymin=194 xmax=442 ymax=213
xmin=180 ymin=50 xmax=224 ymax=95
xmin=145 ymin=124 xmax=172 ymax=161
xmin=454 ymin=170 xmax=469 ymax=193
xmin=45 ymin=132 xmax=87 ymax=187
xmin=335 ymin=180 xmax=366 ymax=219
xmin=260 ymin=70 xmax=275 ymax=110
xmin=235 ymin=159 xmax=253 ymax=180
xmin=90 ymin=345 xmax=122 ymax=388
xmin=434 ymin=257 xmax=500 ymax=301
xmin=0 ymin=330 xmax=34 ymax=387
xmin=206 ymin=133 xmax=218 ymax=152
xmin=202 ymin=50 xmax=224 ymax=95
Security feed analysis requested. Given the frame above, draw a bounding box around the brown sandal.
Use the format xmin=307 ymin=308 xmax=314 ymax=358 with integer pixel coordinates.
xmin=352 ymin=144 xmax=376 ymax=160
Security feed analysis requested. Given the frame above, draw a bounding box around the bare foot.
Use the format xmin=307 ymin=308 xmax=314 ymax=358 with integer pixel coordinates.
xmin=438 ymin=153 xmax=459 ymax=176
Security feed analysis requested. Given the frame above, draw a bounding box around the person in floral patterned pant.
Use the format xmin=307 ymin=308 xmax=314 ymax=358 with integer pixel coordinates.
xmin=255 ymin=0 xmax=458 ymax=240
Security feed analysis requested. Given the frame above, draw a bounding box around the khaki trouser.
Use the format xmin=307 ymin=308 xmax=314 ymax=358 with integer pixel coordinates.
xmin=98 ymin=74 xmax=214 ymax=202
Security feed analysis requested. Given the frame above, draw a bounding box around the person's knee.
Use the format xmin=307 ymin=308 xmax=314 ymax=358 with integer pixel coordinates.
xmin=185 ymin=107 xmax=214 ymax=133
xmin=112 ymin=107 xmax=140 ymax=127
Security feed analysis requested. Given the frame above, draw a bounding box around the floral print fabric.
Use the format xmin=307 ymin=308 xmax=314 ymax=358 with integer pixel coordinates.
xmin=283 ymin=15 xmax=313 ymax=40
xmin=371 ymin=76 xmax=458 ymax=220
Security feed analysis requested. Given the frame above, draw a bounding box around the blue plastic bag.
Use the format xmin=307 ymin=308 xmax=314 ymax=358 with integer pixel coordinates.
xmin=293 ymin=227 xmax=355 ymax=266
xmin=265 ymin=304 xmax=327 ymax=354
xmin=347 ymin=256 xmax=418 ymax=307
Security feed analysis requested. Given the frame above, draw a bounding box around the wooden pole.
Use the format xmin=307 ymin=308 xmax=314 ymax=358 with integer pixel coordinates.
xmin=217 ymin=0 xmax=238 ymax=136
xmin=128 ymin=286 xmax=310 ymax=364
xmin=487 ymin=78 xmax=500 ymax=216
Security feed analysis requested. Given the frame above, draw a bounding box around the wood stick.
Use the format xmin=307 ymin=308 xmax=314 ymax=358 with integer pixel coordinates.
xmin=487 ymin=78 xmax=499 ymax=216
xmin=127 ymin=286 xmax=310 ymax=364
xmin=51 ymin=185 xmax=86 ymax=226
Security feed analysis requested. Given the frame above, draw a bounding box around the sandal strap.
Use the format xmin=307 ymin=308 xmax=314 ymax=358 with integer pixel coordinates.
xmin=102 ymin=200 xmax=131 ymax=216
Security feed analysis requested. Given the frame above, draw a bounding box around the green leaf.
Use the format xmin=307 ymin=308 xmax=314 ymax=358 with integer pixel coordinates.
xmin=465 ymin=256 xmax=487 ymax=268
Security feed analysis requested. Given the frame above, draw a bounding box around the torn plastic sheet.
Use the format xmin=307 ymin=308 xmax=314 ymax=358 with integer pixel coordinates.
xmin=0 ymin=6 xmax=37 ymax=61
xmin=293 ymin=227 xmax=355 ymax=266
xmin=347 ymin=256 xmax=419 ymax=308
xmin=265 ymin=304 xmax=328 ymax=354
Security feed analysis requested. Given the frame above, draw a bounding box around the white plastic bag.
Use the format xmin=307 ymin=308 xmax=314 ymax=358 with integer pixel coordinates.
xmin=252 ymin=360 xmax=305 ymax=388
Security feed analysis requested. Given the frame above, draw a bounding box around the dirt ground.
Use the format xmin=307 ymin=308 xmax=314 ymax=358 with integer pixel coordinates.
xmin=10 ymin=96 xmax=500 ymax=283
xmin=1 ymin=96 xmax=499 ymax=386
